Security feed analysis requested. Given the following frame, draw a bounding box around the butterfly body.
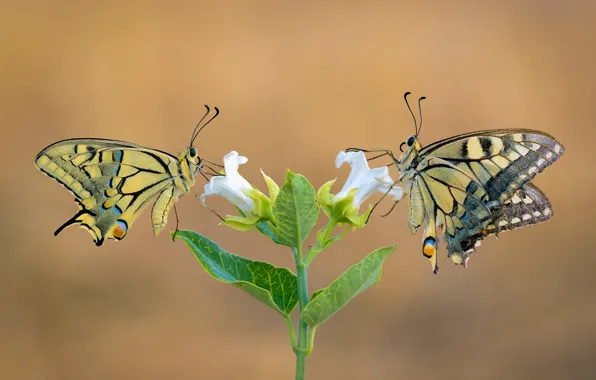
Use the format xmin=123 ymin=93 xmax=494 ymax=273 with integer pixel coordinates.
xmin=395 ymin=128 xmax=564 ymax=273
xmin=35 ymin=106 xmax=219 ymax=246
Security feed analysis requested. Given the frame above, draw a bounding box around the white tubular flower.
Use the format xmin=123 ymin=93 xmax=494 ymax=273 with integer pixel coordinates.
xmin=201 ymin=151 xmax=255 ymax=214
xmin=334 ymin=151 xmax=403 ymax=208
xmin=201 ymin=151 xmax=278 ymax=231
xmin=318 ymin=151 xmax=403 ymax=228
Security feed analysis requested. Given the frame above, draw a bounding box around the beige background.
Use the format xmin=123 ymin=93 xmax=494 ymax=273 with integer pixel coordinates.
xmin=1 ymin=1 xmax=594 ymax=379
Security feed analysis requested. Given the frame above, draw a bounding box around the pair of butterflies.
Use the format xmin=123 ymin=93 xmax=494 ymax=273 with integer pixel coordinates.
xmin=36 ymin=97 xmax=564 ymax=273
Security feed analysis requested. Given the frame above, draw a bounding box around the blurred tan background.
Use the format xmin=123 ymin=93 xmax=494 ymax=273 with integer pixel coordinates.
xmin=1 ymin=1 xmax=595 ymax=379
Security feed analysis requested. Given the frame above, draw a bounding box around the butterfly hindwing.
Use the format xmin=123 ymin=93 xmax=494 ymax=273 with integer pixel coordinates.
xmin=460 ymin=182 xmax=553 ymax=254
xmin=411 ymin=157 xmax=494 ymax=272
xmin=36 ymin=138 xmax=184 ymax=245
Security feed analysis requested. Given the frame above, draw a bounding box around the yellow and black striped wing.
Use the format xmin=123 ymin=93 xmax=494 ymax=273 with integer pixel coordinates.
xmin=420 ymin=129 xmax=564 ymax=204
xmin=35 ymin=138 xmax=180 ymax=245
xmin=460 ymin=182 xmax=553 ymax=254
xmin=414 ymin=129 xmax=563 ymax=270
xmin=409 ymin=157 xmax=493 ymax=273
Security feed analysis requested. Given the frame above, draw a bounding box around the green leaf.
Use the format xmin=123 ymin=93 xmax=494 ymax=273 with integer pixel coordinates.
xmin=174 ymin=230 xmax=298 ymax=315
xmin=301 ymin=244 xmax=397 ymax=327
xmin=273 ymin=170 xmax=319 ymax=247
xmin=311 ymin=289 xmax=324 ymax=301
xmin=256 ymin=220 xmax=281 ymax=244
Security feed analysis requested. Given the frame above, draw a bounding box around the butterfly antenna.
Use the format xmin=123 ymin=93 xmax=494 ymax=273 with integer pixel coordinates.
xmin=417 ymin=96 xmax=426 ymax=137
xmin=189 ymin=105 xmax=211 ymax=147
xmin=192 ymin=106 xmax=220 ymax=144
xmin=404 ymin=92 xmax=418 ymax=136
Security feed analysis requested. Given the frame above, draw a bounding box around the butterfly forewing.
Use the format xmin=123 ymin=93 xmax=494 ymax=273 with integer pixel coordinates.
xmin=420 ymin=129 xmax=564 ymax=204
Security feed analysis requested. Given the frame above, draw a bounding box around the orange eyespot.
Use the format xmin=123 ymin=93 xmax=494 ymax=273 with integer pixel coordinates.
xmin=422 ymin=236 xmax=437 ymax=258
xmin=423 ymin=244 xmax=436 ymax=258
xmin=112 ymin=220 xmax=128 ymax=240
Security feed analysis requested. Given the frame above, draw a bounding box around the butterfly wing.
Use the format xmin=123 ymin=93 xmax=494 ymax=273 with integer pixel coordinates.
xmin=35 ymin=138 xmax=183 ymax=245
xmin=420 ymin=129 xmax=564 ymax=204
xmin=411 ymin=129 xmax=563 ymax=271
xmin=410 ymin=157 xmax=493 ymax=273
xmin=460 ymin=182 xmax=553 ymax=254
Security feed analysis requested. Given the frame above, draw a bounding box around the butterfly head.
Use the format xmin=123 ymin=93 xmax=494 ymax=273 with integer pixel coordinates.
xmin=397 ymin=134 xmax=422 ymax=169
xmin=182 ymin=146 xmax=204 ymax=175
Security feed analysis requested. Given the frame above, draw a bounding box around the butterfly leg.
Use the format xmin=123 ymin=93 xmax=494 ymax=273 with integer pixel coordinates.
xmin=189 ymin=192 xmax=225 ymax=222
xmin=366 ymin=179 xmax=402 ymax=223
xmin=172 ymin=203 xmax=180 ymax=242
xmin=381 ymin=201 xmax=399 ymax=217
xmin=346 ymin=148 xmax=397 ymax=166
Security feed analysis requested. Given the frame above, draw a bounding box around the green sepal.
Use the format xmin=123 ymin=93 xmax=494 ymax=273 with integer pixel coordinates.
xmin=261 ymin=169 xmax=280 ymax=205
xmin=316 ymin=179 xmax=336 ymax=217
xmin=317 ymin=183 xmax=370 ymax=229
xmin=344 ymin=205 xmax=373 ymax=228
xmin=222 ymin=214 xmax=261 ymax=231
xmin=173 ymin=230 xmax=298 ymax=315
xmin=333 ymin=187 xmax=358 ymax=218
xmin=237 ymin=207 xmax=281 ymax=243
xmin=242 ymin=187 xmax=275 ymax=222
xmin=300 ymin=244 xmax=397 ymax=327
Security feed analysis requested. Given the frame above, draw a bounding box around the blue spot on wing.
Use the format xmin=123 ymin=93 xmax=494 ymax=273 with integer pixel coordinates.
xmin=117 ymin=220 xmax=127 ymax=231
xmin=113 ymin=151 xmax=123 ymax=176
xmin=114 ymin=206 xmax=122 ymax=215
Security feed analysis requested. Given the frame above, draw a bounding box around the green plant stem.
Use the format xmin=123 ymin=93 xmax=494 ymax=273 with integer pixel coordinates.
xmin=306 ymin=326 xmax=317 ymax=355
xmin=284 ymin=315 xmax=297 ymax=348
xmin=304 ymin=219 xmax=337 ymax=266
xmin=293 ymin=243 xmax=310 ymax=380
xmin=318 ymin=219 xmax=336 ymax=246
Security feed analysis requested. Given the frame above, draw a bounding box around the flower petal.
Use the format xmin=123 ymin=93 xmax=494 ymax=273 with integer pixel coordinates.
xmin=203 ymin=176 xmax=255 ymax=214
xmin=335 ymin=151 xmax=371 ymax=197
